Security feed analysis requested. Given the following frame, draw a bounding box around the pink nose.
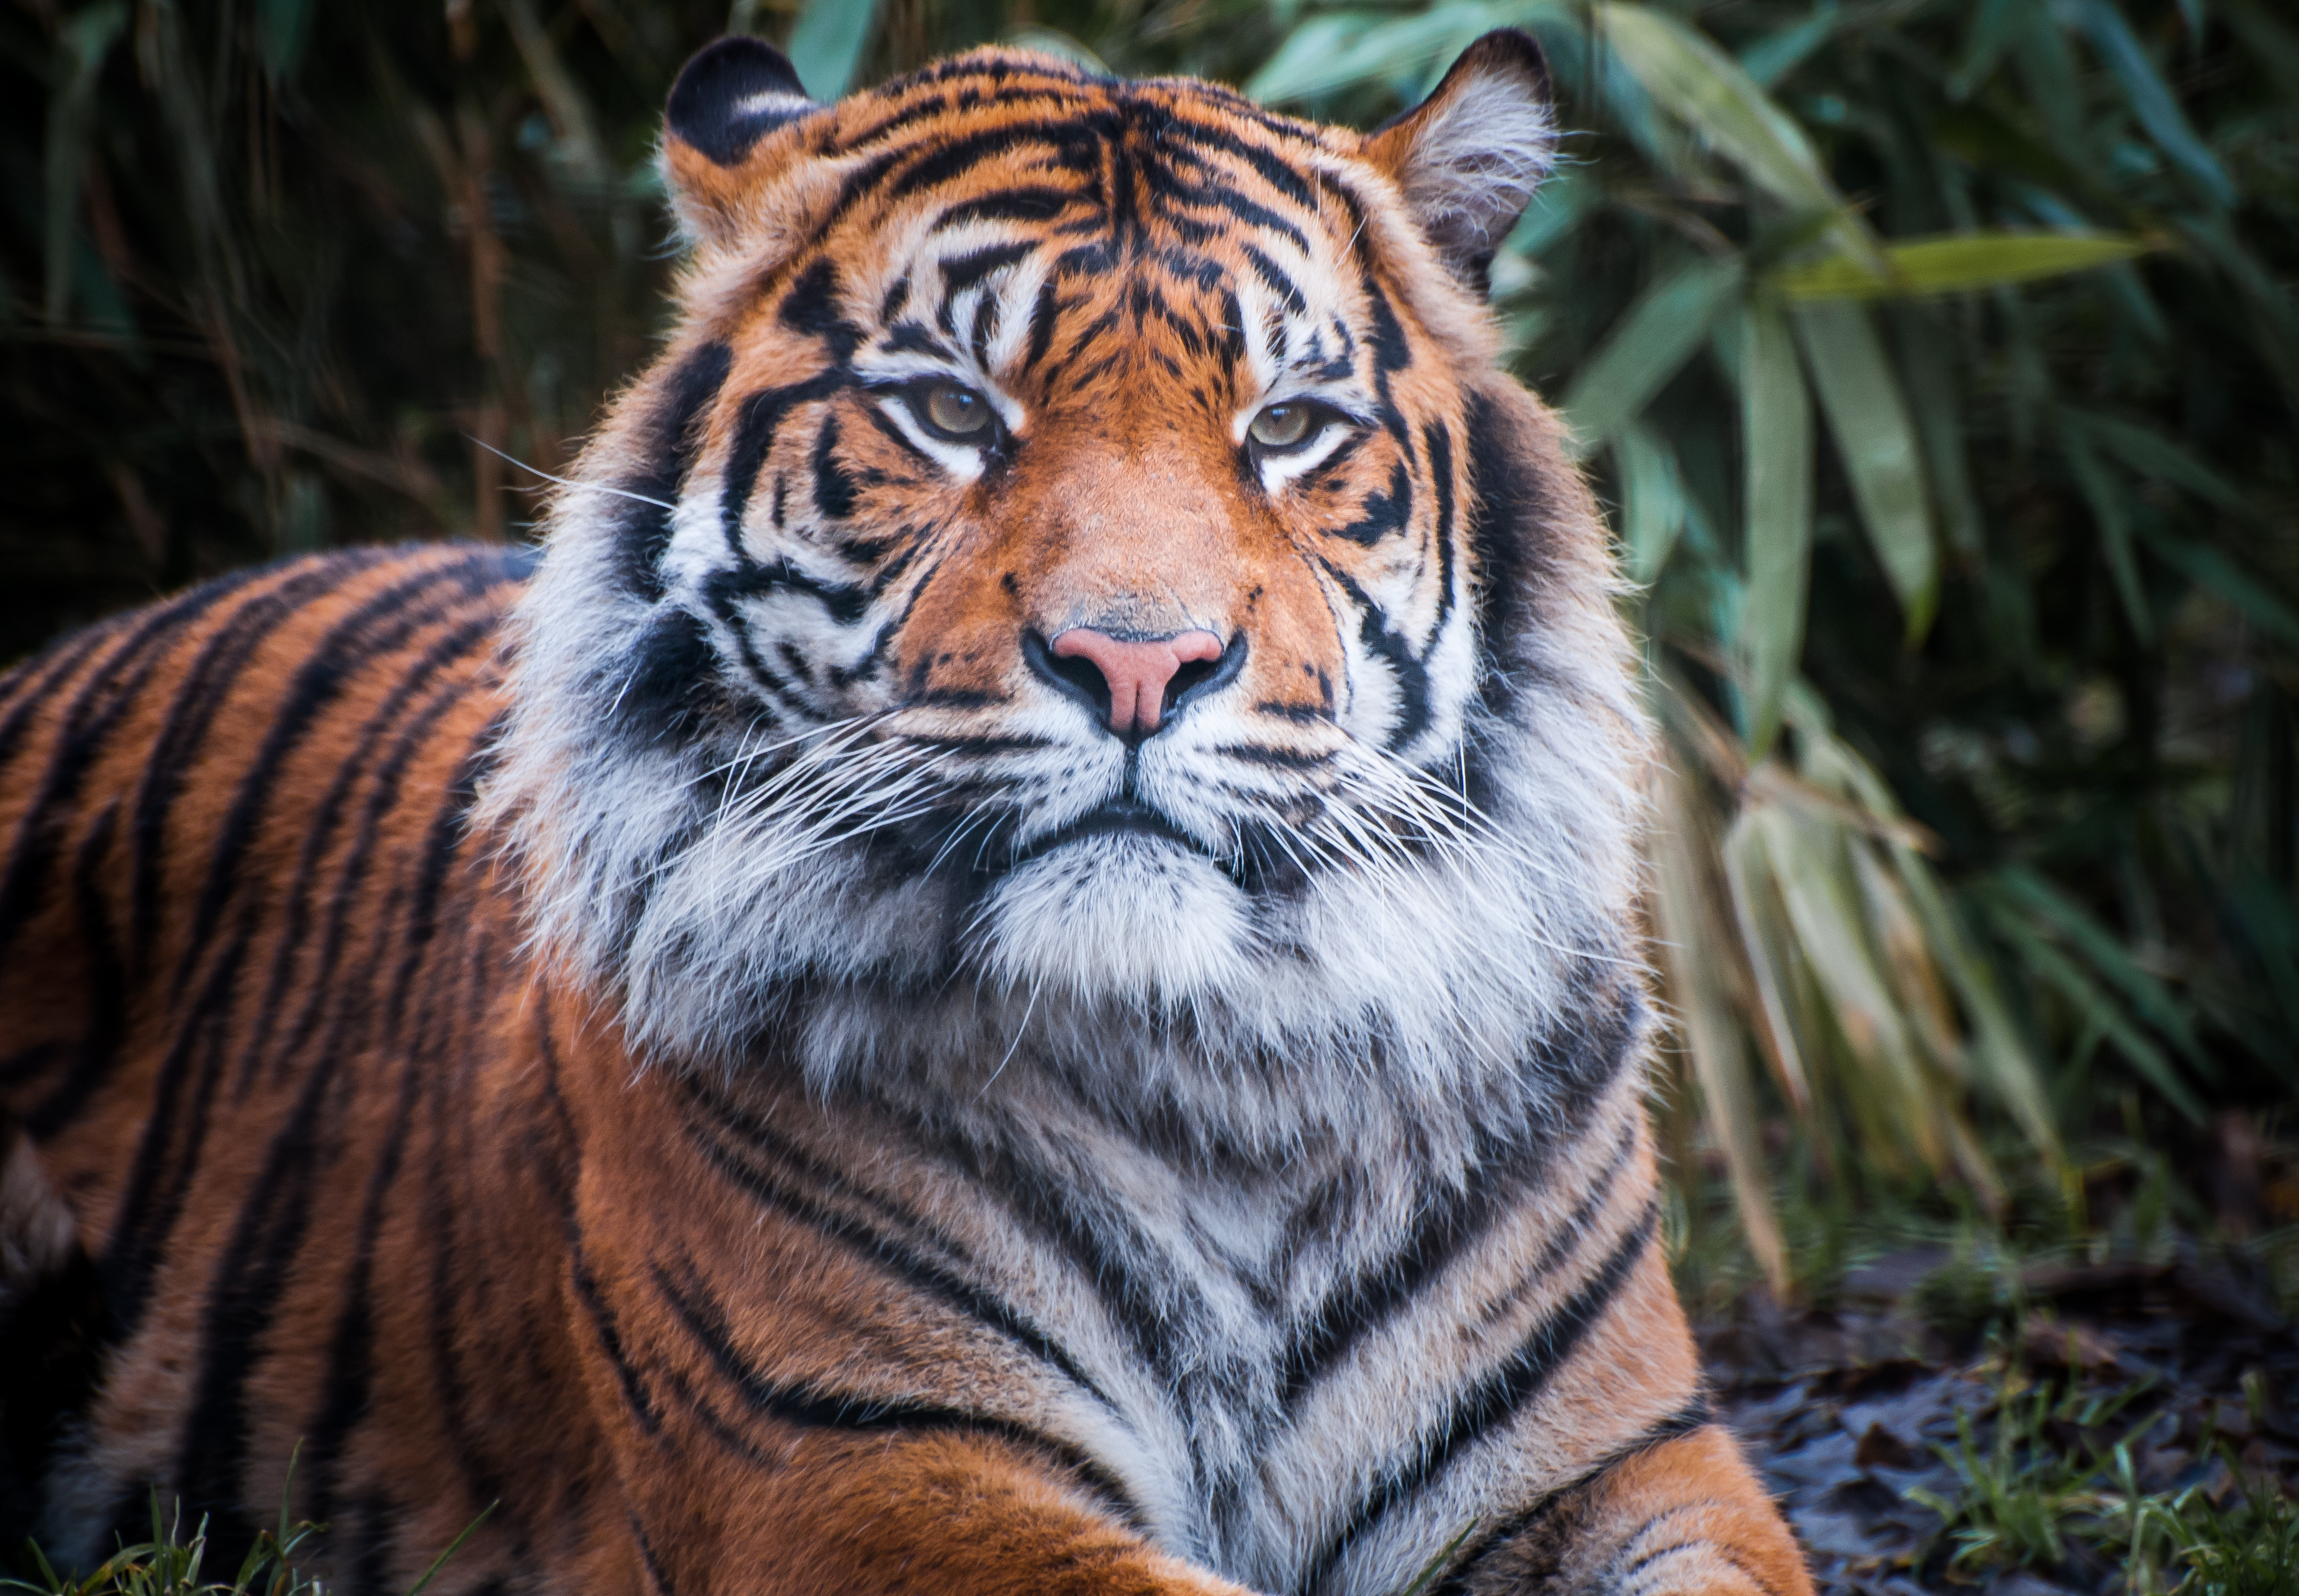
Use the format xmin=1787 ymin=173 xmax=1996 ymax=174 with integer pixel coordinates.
xmin=1050 ymin=627 xmax=1224 ymax=737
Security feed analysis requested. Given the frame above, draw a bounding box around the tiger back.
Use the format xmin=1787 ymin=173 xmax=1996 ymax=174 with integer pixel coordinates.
xmin=0 ymin=32 xmax=1812 ymax=1596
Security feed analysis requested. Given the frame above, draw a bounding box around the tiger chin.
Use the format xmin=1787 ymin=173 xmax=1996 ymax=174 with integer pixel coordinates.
xmin=0 ymin=30 xmax=1811 ymax=1596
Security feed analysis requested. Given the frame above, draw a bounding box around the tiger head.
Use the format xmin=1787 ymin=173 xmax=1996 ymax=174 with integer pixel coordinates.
xmin=490 ymin=32 xmax=1649 ymax=1135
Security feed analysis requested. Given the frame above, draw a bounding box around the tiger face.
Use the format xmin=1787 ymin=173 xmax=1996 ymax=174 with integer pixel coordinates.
xmin=492 ymin=34 xmax=1647 ymax=1128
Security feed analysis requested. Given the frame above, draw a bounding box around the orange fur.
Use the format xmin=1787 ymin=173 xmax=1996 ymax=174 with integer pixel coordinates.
xmin=0 ymin=36 xmax=1809 ymax=1596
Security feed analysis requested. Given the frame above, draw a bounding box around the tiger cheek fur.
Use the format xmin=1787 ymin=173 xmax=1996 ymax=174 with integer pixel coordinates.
xmin=0 ymin=28 xmax=1812 ymax=1596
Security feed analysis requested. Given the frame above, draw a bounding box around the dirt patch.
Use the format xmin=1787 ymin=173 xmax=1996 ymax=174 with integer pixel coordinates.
xmin=1703 ymin=1246 xmax=2299 ymax=1593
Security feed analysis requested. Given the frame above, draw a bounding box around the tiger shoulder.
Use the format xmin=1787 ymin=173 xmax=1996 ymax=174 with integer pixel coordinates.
xmin=0 ymin=30 xmax=1812 ymax=1596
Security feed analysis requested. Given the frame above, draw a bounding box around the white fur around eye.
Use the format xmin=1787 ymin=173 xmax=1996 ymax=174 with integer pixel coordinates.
xmin=1253 ymin=422 xmax=1352 ymax=492
xmin=872 ymin=392 xmax=992 ymax=482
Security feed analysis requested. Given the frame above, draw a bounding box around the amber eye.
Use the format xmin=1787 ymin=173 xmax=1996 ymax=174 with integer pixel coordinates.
xmin=1248 ymin=402 xmax=1317 ymax=450
xmin=919 ymin=381 xmax=993 ymax=440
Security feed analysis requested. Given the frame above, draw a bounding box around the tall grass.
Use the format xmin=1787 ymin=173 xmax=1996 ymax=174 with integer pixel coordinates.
xmin=4 ymin=0 xmax=2292 ymax=1277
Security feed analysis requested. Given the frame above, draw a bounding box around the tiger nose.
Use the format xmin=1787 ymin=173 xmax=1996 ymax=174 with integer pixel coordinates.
xmin=1047 ymin=627 xmax=1224 ymax=738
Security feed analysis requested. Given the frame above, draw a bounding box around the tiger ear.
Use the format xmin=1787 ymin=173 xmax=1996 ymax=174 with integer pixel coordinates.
xmin=1359 ymin=30 xmax=1556 ymax=295
xmin=660 ymin=36 xmax=820 ymax=245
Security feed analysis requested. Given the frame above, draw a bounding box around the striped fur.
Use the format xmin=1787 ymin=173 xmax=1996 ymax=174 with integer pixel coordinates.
xmin=0 ymin=33 xmax=1810 ymax=1596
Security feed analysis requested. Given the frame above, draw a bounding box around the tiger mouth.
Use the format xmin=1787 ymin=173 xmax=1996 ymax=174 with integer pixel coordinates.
xmin=1005 ymin=798 xmax=1213 ymax=871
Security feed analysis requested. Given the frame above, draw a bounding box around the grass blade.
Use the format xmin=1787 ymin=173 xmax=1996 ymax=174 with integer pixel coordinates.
xmin=404 ymin=1501 xmax=496 ymax=1596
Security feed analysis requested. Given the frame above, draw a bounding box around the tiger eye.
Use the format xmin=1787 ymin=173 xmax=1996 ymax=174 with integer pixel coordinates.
xmin=1249 ymin=402 xmax=1314 ymax=449
xmin=922 ymin=382 xmax=992 ymax=437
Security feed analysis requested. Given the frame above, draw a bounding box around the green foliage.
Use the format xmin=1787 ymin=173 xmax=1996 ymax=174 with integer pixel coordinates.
xmin=2 ymin=1451 xmax=488 ymax=1596
xmin=1900 ymin=1357 xmax=2298 ymax=1594
xmin=3 ymin=0 xmax=2292 ymax=1264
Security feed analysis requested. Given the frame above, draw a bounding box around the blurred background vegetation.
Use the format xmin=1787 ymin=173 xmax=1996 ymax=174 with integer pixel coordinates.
xmin=4 ymin=0 xmax=2294 ymax=1309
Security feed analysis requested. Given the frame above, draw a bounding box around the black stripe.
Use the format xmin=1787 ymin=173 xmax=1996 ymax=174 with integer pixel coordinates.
xmin=650 ymin=1260 xmax=1146 ymax=1527
xmin=172 ymin=630 xmax=505 ymax=1519
xmin=1332 ymin=463 xmax=1412 ymax=546
xmin=1297 ymin=1207 xmax=1660 ymax=1595
xmin=935 ymin=187 xmax=1073 ymax=230
xmin=1429 ymin=1399 xmax=1715 ymax=1596
xmin=720 ymin=375 xmax=845 ymax=550
xmin=630 ymin=1512 xmax=678 ymax=1596
xmin=0 ymin=620 xmax=119 ymax=777
xmin=98 ymin=612 xmax=491 ymax=1352
xmin=1317 ymin=559 xmax=1432 ymax=749
xmin=1463 ymin=389 xmax=1556 ymax=727
xmin=1240 ymin=243 xmax=1307 ymax=316
xmin=1274 ymin=1116 xmax=1596 ymax=1409
xmin=129 ymin=555 xmax=396 ymax=967
xmin=1426 ymin=420 xmax=1461 ymax=637
xmin=0 ymin=568 xmax=267 ymax=972
xmin=928 ymin=1134 xmax=1205 ymax=1392
xmin=678 ymin=1082 xmax=1118 ymax=1406
xmin=615 ymin=339 xmax=735 ymax=603
xmin=811 ymin=411 xmax=860 ymax=521
xmin=230 ymin=602 xmax=511 ymax=1092
xmin=939 ymin=240 xmax=1036 ymax=303
xmin=174 ymin=560 xmax=504 ymax=1001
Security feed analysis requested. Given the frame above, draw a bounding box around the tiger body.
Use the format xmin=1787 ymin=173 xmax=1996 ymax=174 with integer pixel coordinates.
xmin=0 ymin=34 xmax=1810 ymax=1596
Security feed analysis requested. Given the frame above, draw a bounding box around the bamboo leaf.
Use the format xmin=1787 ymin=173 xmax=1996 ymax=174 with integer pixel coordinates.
xmin=1949 ymin=0 xmax=2037 ymax=100
xmin=254 ymin=0 xmax=311 ymax=87
xmin=1242 ymin=12 xmax=1385 ymax=102
xmin=1738 ymin=296 xmax=1813 ymax=756
xmin=1003 ymin=27 xmax=1108 ymax=74
xmin=788 ymin=0 xmax=881 ymax=99
xmin=2064 ymin=409 xmax=2253 ymax=517
xmin=1905 ymin=868 xmax=2063 ymax=1164
xmin=41 ymin=1 xmax=129 ymax=325
xmin=1246 ymin=4 xmax=1574 ymax=105
xmin=1792 ymin=301 xmax=1939 ymax=639
xmin=1769 ymin=230 xmax=2153 ymax=300
xmin=1614 ymin=422 xmax=1688 ymax=584
xmin=1893 ymin=308 xmax=1983 ymax=559
xmin=1653 ymin=768 xmax=1789 ymax=1296
xmin=1720 ymin=809 xmax=1813 ymax=1110
xmin=2138 ymin=534 xmax=2299 ymax=652
xmin=1739 ymin=1 xmax=1839 ymax=88
xmin=1756 ymin=802 xmax=1945 ymax=1170
xmin=1560 ymin=254 xmax=1744 ymax=460
xmin=2064 ymin=0 xmax=2235 ymax=209
xmin=1986 ymin=903 xmax=2207 ymax=1124
xmin=1598 ymin=2 xmax=1883 ymax=273
xmin=1994 ymin=866 xmax=2214 ymax=1074
xmin=2058 ymin=418 xmax=2151 ymax=643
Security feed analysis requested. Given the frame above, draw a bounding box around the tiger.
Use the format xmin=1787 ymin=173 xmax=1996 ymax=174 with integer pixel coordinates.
xmin=0 ymin=28 xmax=1813 ymax=1596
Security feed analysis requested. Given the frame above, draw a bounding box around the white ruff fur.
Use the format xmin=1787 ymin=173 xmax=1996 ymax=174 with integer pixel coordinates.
xmin=481 ymin=474 xmax=1648 ymax=1160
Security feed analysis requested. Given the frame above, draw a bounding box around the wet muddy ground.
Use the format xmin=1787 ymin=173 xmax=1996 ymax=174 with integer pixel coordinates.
xmin=1702 ymin=1248 xmax=2299 ymax=1594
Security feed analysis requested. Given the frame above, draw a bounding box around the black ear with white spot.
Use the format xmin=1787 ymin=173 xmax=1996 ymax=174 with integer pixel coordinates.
xmin=666 ymin=36 xmax=816 ymax=166
xmin=1359 ymin=30 xmax=1556 ymax=295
